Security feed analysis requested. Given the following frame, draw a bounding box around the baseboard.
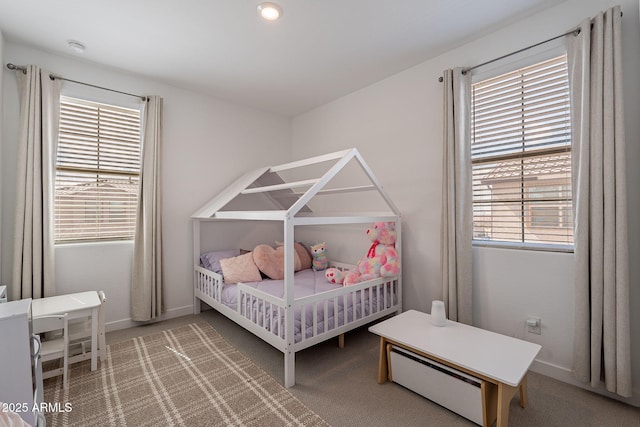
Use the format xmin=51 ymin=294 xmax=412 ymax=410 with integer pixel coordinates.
xmin=105 ymin=304 xmax=194 ymax=333
xmin=531 ymin=359 xmax=640 ymax=407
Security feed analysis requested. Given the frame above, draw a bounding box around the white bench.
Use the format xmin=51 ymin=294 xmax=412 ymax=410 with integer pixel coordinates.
xmin=369 ymin=310 xmax=541 ymax=427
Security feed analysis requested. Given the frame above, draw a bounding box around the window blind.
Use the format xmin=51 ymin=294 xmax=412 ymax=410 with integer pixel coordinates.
xmin=471 ymin=55 xmax=573 ymax=247
xmin=55 ymin=96 xmax=141 ymax=243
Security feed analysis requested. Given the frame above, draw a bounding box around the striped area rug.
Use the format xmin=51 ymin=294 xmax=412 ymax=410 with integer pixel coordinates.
xmin=43 ymin=322 xmax=329 ymax=426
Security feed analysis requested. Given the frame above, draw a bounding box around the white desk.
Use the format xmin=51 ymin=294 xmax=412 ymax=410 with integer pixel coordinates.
xmin=369 ymin=310 xmax=541 ymax=427
xmin=32 ymin=291 xmax=101 ymax=371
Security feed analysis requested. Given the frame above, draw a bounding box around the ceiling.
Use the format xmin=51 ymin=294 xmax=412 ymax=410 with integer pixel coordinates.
xmin=0 ymin=0 xmax=567 ymax=116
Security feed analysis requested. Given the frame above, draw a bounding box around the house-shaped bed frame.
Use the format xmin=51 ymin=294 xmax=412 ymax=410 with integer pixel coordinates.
xmin=192 ymin=148 xmax=402 ymax=387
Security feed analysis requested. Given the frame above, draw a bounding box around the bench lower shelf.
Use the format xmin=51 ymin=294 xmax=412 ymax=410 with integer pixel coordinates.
xmin=389 ymin=345 xmax=484 ymax=425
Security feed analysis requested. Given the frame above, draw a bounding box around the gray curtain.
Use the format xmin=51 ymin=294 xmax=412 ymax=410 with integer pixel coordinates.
xmin=440 ymin=68 xmax=473 ymax=325
xmin=131 ymin=96 xmax=164 ymax=321
xmin=568 ymin=6 xmax=631 ymax=397
xmin=11 ymin=66 xmax=60 ymax=301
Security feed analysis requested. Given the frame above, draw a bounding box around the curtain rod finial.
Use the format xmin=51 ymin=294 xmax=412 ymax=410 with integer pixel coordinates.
xmin=438 ymin=76 xmax=443 ymax=83
xmin=6 ymin=63 xmax=27 ymax=74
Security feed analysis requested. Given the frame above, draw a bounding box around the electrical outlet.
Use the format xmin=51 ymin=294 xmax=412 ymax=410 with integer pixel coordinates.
xmin=526 ymin=316 xmax=541 ymax=335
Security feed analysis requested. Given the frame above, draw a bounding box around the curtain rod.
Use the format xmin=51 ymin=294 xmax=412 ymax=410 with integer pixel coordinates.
xmin=462 ymin=28 xmax=580 ymax=75
xmin=437 ymin=28 xmax=580 ymax=82
xmin=437 ymin=10 xmax=622 ymax=82
xmin=6 ymin=63 xmax=147 ymax=101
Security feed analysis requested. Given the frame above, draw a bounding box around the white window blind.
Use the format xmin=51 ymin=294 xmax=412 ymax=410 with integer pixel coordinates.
xmin=55 ymin=96 xmax=142 ymax=243
xmin=471 ymin=55 xmax=573 ymax=247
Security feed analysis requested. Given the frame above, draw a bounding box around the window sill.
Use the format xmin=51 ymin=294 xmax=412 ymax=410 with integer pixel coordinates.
xmin=55 ymin=240 xmax=134 ymax=248
xmin=472 ymin=239 xmax=574 ymax=253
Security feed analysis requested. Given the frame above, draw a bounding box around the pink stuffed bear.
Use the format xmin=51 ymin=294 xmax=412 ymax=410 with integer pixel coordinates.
xmin=325 ymin=222 xmax=400 ymax=286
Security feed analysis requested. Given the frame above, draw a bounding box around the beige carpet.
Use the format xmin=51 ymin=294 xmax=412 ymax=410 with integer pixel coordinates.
xmin=43 ymin=322 xmax=329 ymax=427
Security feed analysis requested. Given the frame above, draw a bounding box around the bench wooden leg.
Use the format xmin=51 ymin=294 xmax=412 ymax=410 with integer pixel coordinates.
xmin=518 ymin=374 xmax=528 ymax=408
xmin=338 ymin=333 xmax=344 ymax=348
xmin=496 ymin=383 xmax=517 ymax=427
xmin=481 ymin=381 xmax=497 ymax=427
xmin=377 ymin=337 xmax=388 ymax=384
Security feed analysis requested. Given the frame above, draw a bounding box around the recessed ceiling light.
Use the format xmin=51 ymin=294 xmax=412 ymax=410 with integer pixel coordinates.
xmin=67 ymin=40 xmax=86 ymax=54
xmin=258 ymin=2 xmax=282 ymax=21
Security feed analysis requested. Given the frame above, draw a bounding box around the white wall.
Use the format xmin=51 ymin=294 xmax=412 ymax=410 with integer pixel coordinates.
xmin=291 ymin=0 xmax=640 ymax=405
xmin=1 ymin=42 xmax=291 ymax=330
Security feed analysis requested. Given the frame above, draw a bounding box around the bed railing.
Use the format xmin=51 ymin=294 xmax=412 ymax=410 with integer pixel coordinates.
xmin=236 ymin=273 xmax=399 ymax=348
xmin=194 ymin=265 xmax=224 ymax=302
xmin=237 ymin=283 xmax=286 ymax=339
xmin=234 ymin=261 xmax=354 ymax=341
xmin=195 ymin=261 xmax=400 ymax=350
xmin=293 ymin=276 xmax=398 ymax=347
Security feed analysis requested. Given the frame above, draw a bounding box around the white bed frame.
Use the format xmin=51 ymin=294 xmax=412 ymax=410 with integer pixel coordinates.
xmin=192 ymin=148 xmax=402 ymax=387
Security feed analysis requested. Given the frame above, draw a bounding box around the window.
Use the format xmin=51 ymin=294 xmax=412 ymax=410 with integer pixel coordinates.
xmin=471 ymin=55 xmax=573 ymax=248
xmin=55 ymin=96 xmax=142 ymax=243
xmin=527 ymin=185 xmax=571 ymax=229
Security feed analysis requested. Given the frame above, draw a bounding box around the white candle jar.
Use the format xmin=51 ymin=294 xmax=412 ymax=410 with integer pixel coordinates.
xmin=430 ymin=300 xmax=447 ymax=327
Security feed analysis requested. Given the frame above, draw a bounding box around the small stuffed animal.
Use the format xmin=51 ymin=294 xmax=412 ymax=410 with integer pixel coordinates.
xmin=310 ymin=242 xmax=328 ymax=271
xmin=340 ymin=222 xmax=399 ymax=286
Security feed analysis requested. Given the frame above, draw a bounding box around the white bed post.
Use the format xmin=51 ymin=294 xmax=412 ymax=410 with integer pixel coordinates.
xmin=193 ymin=219 xmax=201 ymax=315
xmin=283 ymin=214 xmax=296 ymax=387
xmin=395 ymin=218 xmax=403 ymax=314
